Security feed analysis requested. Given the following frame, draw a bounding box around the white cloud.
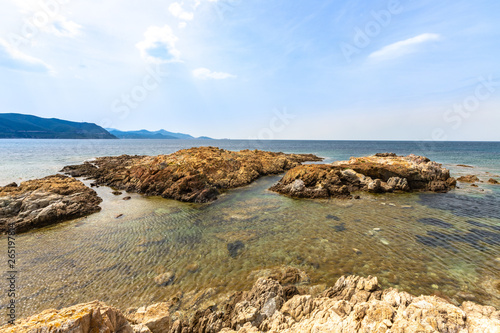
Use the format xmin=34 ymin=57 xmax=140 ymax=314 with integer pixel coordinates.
xmin=9 ymin=0 xmax=82 ymax=39
xmin=369 ymin=33 xmax=441 ymax=61
xmin=169 ymin=2 xmax=194 ymax=21
xmin=0 ymin=39 xmax=52 ymax=73
xmin=49 ymin=17 xmax=82 ymax=38
xmin=136 ymin=25 xmax=181 ymax=63
xmin=192 ymin=67 xmax=236 ymax=80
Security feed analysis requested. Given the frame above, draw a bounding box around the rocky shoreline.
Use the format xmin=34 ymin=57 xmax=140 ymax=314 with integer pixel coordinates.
xmin=2 ymin=269 xmax=499 ymax=332
xmin=0 ymin=174 xmax=102 ymax=233
xmin=1 ymin=148 xmax=466 ymax=233
xmin=61 ymin=146 xmax=323 ymax=203
xmin=270 ymin=153 xmax=457 ymax=199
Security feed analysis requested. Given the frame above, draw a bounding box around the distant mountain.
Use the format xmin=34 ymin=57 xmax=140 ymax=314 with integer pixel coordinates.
xmin=107 ymin=128 xmax=212 ymax=140
xmin=0 ymin=113 xmax=116 ymax=139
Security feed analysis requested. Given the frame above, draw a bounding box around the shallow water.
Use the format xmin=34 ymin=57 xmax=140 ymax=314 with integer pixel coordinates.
xmin=1 ymin=140 xmax=500 ymax=322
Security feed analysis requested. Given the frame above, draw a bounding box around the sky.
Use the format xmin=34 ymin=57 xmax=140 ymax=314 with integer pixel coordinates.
xmin=0 ymin=0 xmax=499 ymax=140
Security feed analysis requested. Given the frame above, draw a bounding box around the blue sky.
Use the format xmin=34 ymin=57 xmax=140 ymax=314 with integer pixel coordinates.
xmin=1 ymin=0 xmax=499 ymax=140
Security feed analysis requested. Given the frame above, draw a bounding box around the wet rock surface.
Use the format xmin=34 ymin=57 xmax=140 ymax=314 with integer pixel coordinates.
xmin=0 ymin=174 xmax=102 ymax=233
xmin=270 ymin=153 xmax=456 ymax=199
xmin=4 ymin=272 xmax=500 ymax=333
xmin=61 ymin=147 xmax=322 ymax=203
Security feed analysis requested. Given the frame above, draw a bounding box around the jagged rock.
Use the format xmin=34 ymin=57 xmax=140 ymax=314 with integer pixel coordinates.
xmin=4 ymin=273 xmax=500 ymax=333
xmin=0 ymin=301 xmax=133 ymax=333
xmin=132 ymin=324 xmax=153 ymax=332
xmin=488 ymin=178 xmax=499 ymax=185
xmin=387 ymin=177 xmax=410 ymax=191
xmin=61 ymin=147 xmax=322 ymax=203
xmin=125 ymin=301 xmax=178 ymax=333
xmin=0 ymin=174 xmax=102 ymax=234
xmin=214 ymin=275 xmax=500 ymax=333
xmin=271 ymin=154 xmax=456 ymax=199
xmin=457 ymin=175 xmax=480 ymax=183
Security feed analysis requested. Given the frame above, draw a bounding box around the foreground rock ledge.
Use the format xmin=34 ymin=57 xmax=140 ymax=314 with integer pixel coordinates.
xmin=61 ymin=147 xmax=322 ymax=203
xmin=3 ymin=274 xmax=499 ymax=333
xmin=0 ymin=174 xmax=102 ymax=233
xmin=270 ymin=153 xmax=457 ymax=199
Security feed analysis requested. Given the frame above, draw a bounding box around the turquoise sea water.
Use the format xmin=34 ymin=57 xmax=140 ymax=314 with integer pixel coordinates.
xmin=0 ymin=139 xmax=499 ymax=322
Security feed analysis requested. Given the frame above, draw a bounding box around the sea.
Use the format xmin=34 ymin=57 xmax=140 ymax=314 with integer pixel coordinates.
xmin=1 ymin=139 xmax=499 ymax=322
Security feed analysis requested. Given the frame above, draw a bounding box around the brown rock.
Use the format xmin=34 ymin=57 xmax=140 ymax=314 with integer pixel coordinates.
xmin=61 ymin=147 xmax=322 ymax=203
xmin=488 ymin=178 xmax=499 ymax=185
xmin=271 ymin=154 xmax=455 ymax=199
xmin=0 ymin=301 xmax=133 ymax=333
xmin=457 ymin=174 xmax=480 ymax=183
xmin=5 ymin=274 xmax=500 ymax=333
xmin=267 ymin=266 xmax=310 ymax=286
xmin=125 ymin=301 xmax=178 ymax=333
xmin=0 ymin=174 xmax=102 ymax=234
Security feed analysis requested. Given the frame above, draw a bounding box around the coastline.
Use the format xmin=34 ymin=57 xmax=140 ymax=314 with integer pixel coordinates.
xmin=0 ymin=142 xmax=498 ymax=326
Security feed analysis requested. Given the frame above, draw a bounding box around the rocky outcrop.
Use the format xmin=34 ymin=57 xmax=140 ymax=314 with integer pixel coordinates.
xmin=270 ymin=154 xmax=456 ymax=199
xmin=61 ymin=147 xmax=322 ymax=203
xmin=0 ymin=174 xmax=102 ymax=233
xmin=488 ymin=178 xmax=499 ymax=185
xmin=0 ymin=301 xmax=133 ymax=333
xmin=6 ymin=273 xmax=499 ymax=333
xmin=458 ymin=175 xmax=480 ymax=183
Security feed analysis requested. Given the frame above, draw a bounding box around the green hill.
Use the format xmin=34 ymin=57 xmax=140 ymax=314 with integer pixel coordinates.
xmin=0 ymin=113 xmax=116 ymax=139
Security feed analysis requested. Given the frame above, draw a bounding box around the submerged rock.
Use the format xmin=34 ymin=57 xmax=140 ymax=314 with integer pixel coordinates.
xmin=227 ymin=240 xmax=245 ymax=258
xmin=488 ymin=178 xmax=499 ymax=185
xmin=270 ymin=153 xmax=456 ymax=199
xmin=154 ymin=271 xmax=175 ymax=286
xmin=0 ymin=174 xmax=102 ymax=234
xmin=61 ymin=147 xmax=322 ymax=203
xmin=457 ymin=175 xmax=480 ymax=183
